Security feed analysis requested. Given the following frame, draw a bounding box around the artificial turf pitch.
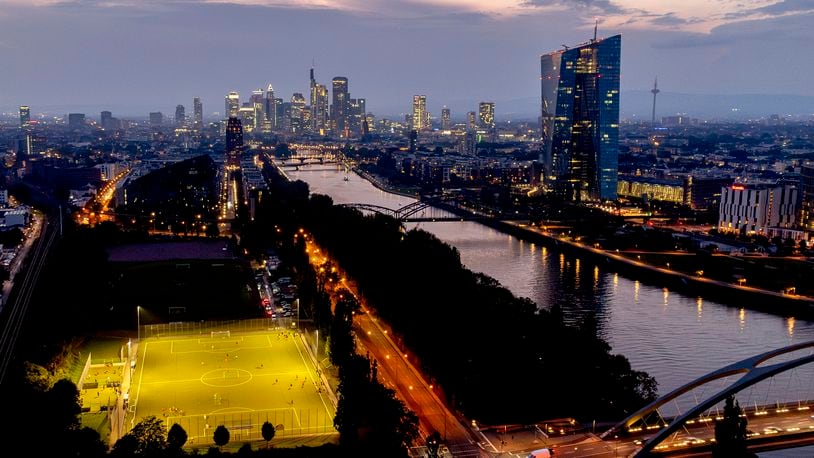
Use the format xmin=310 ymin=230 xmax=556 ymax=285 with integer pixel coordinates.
xmin=130 ymin=328 xmax=335 ymax=446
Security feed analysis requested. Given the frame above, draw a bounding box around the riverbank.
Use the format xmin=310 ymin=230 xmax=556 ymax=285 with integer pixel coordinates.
xmin=351 ymin=167 xmax=421 ymax=199
xmin=422 ymin=199 xmax=814 ymax=319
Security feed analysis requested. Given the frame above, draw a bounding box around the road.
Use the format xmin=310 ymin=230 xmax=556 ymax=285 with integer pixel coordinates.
xmin=303 ymin=237 xmax=484 ymax=456
xmin=352 ymin=304 xmax=486 ymax=456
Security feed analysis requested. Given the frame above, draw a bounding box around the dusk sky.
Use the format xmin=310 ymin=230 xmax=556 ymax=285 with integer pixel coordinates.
xmin=1 ymin=0 xmax=812 ymax=120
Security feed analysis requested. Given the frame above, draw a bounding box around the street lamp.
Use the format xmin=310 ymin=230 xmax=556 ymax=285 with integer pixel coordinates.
xmin=137 ymin=306 xmax=141 ymax=342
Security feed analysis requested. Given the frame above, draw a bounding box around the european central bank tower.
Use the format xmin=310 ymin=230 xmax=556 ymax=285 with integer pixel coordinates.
xmin=541 ymin=34 xmax=620 ymax=202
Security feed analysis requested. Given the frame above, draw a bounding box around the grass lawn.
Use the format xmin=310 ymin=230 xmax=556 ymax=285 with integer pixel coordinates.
xmin=129 ymin=328 xmax=336 ymax=448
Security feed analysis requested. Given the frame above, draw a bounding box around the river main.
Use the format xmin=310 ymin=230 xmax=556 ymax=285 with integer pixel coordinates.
xmin=288 ymin=165 xmax=814 ymax=427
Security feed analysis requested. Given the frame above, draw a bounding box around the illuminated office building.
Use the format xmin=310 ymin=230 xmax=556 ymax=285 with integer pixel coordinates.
xmin=331 ymin=77 xmax=349 ymax=137
xmin=349 ymin=98 xmax=365 ymax=136
xmin=225 ymin=91 xmax=240 ymax=119
xmin=193 ymin=97 xmax=203 ymax=129
xmin=291 ymin=93 xmax=306 ymax=133
xmin=478 ymin=102 xmax=494 ymax=129
xmin=479 ymin=102 xmax=496 ymax=141
xmin=309 ymin=69 xmax=329 ymax=134
xmin=19 ymin=106 xmax=30 ymax=128
xmin=251 ymin=89 xmax=265 ymax=131
xmin=541 ymin=33 xmax=621 ymax=201
xmin=412 ymin=95 xmax=427 ymax=131
xmin=441 ymin=107 xmax=451 ymax=130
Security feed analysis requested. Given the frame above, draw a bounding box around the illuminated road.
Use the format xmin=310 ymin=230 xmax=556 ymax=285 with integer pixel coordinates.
xmin=303 ymin=237 xmax=483 ymax=456
xmin=352 ymin=306 xmax=485 ymax=456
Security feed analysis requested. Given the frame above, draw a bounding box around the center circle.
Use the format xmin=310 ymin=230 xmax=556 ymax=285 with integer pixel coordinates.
xmin=201 ymin=369 xmax=253 ymax=387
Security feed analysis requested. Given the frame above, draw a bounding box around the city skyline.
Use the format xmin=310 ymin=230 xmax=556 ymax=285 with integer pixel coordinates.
xmin=1 ymin=1 xmax=812 ymax=119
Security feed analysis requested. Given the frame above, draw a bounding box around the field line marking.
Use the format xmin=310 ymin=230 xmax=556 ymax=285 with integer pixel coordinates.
xmin=293 ymin=333 xmax=333 ymax=417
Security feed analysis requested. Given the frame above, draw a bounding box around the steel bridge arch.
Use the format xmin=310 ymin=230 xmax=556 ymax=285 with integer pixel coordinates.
xmin=339 ymin=201 xmax=433 ymax=221
xmin=599 ymin=340 xmax=814 ymax=456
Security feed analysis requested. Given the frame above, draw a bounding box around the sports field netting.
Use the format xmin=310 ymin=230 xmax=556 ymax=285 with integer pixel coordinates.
xmin=131 ymin=328 xmax=336 ymax=446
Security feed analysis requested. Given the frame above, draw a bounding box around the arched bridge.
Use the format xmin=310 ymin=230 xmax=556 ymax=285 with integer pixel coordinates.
xmin=340 ymin=196 xmax=529 ymax=223
xmin=339 ymin=201 xmax=437 ymax=221
xmin=601 ymin=340 xmax=814 ymax=456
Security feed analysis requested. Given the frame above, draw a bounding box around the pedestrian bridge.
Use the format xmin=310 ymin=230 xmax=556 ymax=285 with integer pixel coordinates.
xmin=600 ymin=340 xmax=814 ymax=456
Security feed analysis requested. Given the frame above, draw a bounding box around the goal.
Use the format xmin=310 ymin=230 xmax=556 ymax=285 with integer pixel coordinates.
xmin=211 ymin=330 xmax=231 ymax=338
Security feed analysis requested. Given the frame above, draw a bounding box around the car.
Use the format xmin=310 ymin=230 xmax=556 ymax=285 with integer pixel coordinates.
xmin=763 ymin=426 xmax=783 ymax=434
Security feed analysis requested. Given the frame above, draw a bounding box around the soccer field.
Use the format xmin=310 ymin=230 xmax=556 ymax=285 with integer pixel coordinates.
xmin=130 ymin=328 xmax=336 ymax=446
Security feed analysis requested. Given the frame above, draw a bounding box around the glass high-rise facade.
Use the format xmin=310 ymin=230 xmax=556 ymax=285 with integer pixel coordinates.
xmin=541 ymin=34 xmax=620 ymax=202
xmin=331 ymin=77 xmax=349 ymax=137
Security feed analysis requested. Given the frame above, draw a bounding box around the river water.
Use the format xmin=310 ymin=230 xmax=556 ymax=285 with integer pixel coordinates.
xmin=288 ymin=165 xmax=814 ymax=451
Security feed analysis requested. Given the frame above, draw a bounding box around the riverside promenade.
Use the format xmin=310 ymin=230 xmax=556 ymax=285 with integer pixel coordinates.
xmin=497 ymin=219 xmax=814 ymax=318
xmin=417 ymin=196 xmax=814 ymax=318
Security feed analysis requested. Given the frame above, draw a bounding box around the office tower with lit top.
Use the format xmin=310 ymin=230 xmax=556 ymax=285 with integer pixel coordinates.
xmin=441 ymin=107 xmax=451 ymax=130
xmin=541 ymin=33 xmax=621 ymax=202
xmin=310 ymin=69 xmax=329 ymax=135
xmin=225 ymin=91 xmax=240 ymax=119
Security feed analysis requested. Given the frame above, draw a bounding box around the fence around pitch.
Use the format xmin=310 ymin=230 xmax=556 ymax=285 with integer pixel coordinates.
xmin=166 ymin=407 xmax=336 ymax=446
xmin=139 ymin=318 xmax=282 ymax=339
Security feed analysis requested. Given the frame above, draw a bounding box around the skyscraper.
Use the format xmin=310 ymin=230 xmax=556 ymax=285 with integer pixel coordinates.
xmin=175 ymin=104 xmax=186 ymax=126
xmin=540 ymin=33 xmax=621 ymax=202
xmin=225 ymin=91 xmax=240 ymax=119
xmin=251 ymin=89 xmax=265 ymax=131
xmin=331 ymin=77 xmax=349 ymax=137
xmin=101 ymin=110 xmax=113 ymax=130
xmin=441 ymin=107 xmax=451 ymax=130
xmin=193 ymin=97 xmax=203 ymax=129
xmin=310 ymin=69 xmax=329 ymax=134
xmin=149 ymin=112 xmax=163 ymax=127
xmin=466 ymin=111 xmax=477 ymax=131
xmin=349 ymin=98 xmax=365 ymax=136
xmin=478 ymin=102 xmax=495 ymax=129
xmin=290 ymin=93 xmax=306 ymax=133
xmin=19 ymin=106 xmax=30 ymax=128
xmin=225 ymin=117 xmax=243 ymax=167
xmin=264 ymin=85 xmax=276 ymax=130
xmin=412 ymin=95 xmax=427 ymax=131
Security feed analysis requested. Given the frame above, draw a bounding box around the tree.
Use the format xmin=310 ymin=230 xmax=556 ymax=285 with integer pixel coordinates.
xmin=114 ymin=415 xmax=166 ymax=456
xmin=167 ymin=423 xmax=188 ymax=452
xmin=261 ymin=421 xmax=276 ymax=448
xmin=213 ymin=425 xmax=230 ymax=450
xmin=713 ymin=395 xmax=756 ymax=457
